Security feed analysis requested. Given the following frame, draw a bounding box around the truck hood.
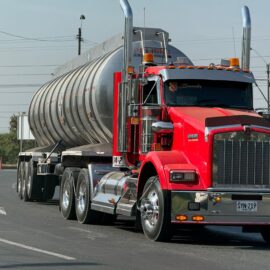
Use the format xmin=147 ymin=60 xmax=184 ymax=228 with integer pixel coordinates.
xmin=168 ymin=107 xmax=259 ymax=131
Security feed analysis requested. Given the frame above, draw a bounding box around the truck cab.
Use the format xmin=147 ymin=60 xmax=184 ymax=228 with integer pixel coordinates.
xmin=119 ymin=61 xmax=270 ymax=241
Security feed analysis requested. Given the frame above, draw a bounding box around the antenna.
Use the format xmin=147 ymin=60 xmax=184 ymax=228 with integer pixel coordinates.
xmin=143 ymin=7 xmax=146 ymax=41
xmin=232 ymin=27 xmax=236 ymax=57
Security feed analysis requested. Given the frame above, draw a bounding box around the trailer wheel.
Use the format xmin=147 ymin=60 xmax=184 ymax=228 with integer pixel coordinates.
xmin=140 ymin=176 xmax=172 ymax=241
xmin=22 ymin=162 xmax=30 ymax=201
xmin=60 ymin=168 xmax=79 ymax=220
xmin=261 ymin=228 xmax=270 ymax=244
xmin=17 ymin=161 xmax=24 ymax=200
xmin=75 ymin=168 xmax=103 ymax=224
xmin=26 ymin=160 xmax=43 ymax=201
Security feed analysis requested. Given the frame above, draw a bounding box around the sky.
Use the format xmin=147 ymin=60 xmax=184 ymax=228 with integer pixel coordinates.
xmin=0 ymin=0 xmax=269 ymax=133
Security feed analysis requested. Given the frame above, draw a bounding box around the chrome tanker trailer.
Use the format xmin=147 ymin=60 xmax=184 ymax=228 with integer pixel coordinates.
xmin=17 ymin=28 xmax=192 ymax=200
xmin=17 ymin=1 xmax=270 ymax=242
xmin=17 ymin=2 xmax=192 ymax=210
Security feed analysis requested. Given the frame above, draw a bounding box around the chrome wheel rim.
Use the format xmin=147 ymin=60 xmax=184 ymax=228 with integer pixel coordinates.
xmin=26 ymin=174 xmax=31 ymax=197
xmin=18 ymin=175 xmax=22 ymax=194
xmin=22 ymin=175 xmax=26 ymax=195
xmin=78 ymin=181 xmax=87 ymax=214
xmin=141 ymin=189 xmax=160 ymax=231
xmin=62 ymin=178 xmax=72 ymax=210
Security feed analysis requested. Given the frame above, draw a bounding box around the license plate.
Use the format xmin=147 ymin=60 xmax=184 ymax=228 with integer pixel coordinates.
xmin=236 ymin=201 xmax=257 ymax=212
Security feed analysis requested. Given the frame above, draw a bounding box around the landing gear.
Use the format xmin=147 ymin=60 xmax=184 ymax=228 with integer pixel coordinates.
xmin=140 ymin=176 xmax=172 ymax=241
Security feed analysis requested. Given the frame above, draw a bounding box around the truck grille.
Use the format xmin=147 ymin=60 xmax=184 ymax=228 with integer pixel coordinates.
xmin=213 ymin=131 xmax=270 ymax=188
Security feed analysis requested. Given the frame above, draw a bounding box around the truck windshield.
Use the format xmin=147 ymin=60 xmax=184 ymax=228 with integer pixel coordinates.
xmin=164 ymin=80 xmax=253 ymax=109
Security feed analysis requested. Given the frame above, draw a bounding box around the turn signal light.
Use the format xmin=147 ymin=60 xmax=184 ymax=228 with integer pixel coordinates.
xmin=192 ymin=215 xmax=205 ymax=222
xmin=176 ymin=215 xmax=188 ymax=221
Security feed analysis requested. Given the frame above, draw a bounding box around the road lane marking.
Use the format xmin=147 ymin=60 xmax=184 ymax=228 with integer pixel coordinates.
xmin=0 ymin=207 xmax=6 ymax=215
xmin=0 ymin=237 xmax=76 ymax=261
xmin=68 ymin=226 xmax=107 ymax=240
xmin=12 ymin=182 xmax=17 ymax=189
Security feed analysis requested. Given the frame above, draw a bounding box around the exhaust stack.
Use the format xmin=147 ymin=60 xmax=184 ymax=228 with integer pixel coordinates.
xmin=241 ymin=6 xmax=251 ymax=70
xmin=118 ymin=0 xmax=133 ymax=158
xmin=120 ymin=0 xmax=133 ymax=83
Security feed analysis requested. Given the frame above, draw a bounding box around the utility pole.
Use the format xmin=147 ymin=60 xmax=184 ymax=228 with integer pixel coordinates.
xmin=77 ymin=27 xmax=82 ymax=55
xmin=77 ymin=15 xmax=85 ymax=56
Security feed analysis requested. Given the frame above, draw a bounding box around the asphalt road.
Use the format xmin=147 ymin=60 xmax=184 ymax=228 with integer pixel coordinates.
xmin=0 ymin=169 xmax=270 ymax=270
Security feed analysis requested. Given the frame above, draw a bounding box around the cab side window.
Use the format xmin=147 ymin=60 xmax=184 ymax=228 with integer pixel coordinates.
xmin=143 ymin=81 xmax=158 ymax=105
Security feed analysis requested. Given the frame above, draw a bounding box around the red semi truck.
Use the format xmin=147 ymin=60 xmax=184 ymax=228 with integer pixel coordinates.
xmin=17 ymin=1 xmax=270 ymax=241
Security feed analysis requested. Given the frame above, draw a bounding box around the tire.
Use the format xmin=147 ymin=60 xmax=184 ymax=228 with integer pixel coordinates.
xmin=60 ymin=168 xmax=79 ymax=220
xmin=261 ymin=228 xmax=270 ymax=244
xmin=75 ymin=168 xmax=103 ymax=224
xmin=26 ymin=160 xmax=42 ymax=201
xmin=140 ymin=176 xmax=172 ymax=241
xmin=17 ymin=161 xmax=24 ymax=200
xmin=22 ymin=162 xmax=30 ymax=201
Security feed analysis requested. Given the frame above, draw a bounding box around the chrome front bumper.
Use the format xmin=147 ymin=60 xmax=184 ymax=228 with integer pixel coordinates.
xmin=171 ymin=191 xmax=270 ymax=224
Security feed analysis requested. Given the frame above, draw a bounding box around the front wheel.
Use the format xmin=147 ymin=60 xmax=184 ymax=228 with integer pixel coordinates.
xmin=140 ymin=176 xmax=172 ymax=241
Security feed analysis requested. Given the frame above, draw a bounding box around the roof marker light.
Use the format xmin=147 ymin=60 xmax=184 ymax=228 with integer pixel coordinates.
xmin=230 ymin=57 xmax=240 ymax=67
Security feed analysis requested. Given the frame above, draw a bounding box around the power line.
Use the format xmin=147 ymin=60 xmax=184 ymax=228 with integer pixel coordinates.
xmin=0 ymin=111 xmax=20 ymax=113
xmin=0 ymin=104 xmax=29 ymax=106
xmin=0 ymin=30 xmax=75 ymax=42
xmin=0 ymin=64 xmax=59 ymax=67
xmin=0 ymin=73 xmax=50 ymax=76
xmin=0 ymin=84 xmax=42 ymax=88
xmin=0 ymin=92 xmax=35 ymax=94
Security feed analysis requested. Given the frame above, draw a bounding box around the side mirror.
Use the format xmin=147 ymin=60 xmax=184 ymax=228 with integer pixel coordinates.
xmin=152 ymin=121 xmax=174 ymax=133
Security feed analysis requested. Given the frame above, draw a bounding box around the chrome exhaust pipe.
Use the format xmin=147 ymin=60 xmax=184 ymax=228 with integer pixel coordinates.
xmin=118 ymin=0 xmax=133 ymax=157
xmin=241 ymin=6 xmax=251 ymax=70
xmin=120 ymin=0 xmax=133 ymax=82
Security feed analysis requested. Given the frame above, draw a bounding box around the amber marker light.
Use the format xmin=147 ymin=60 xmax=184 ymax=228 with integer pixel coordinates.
xmin=192 ymin=215 xmax=205 ymax=222
xmin=213 ymin=196 xmax=222 ymax=203
xmin=128 ymin=66 xmax=135 ymax=74
xmin=130 ymin=117 xmax=139 ymax=125
xmin=230 ymin=57 xmax=240 ymax=67
xmin=176 ymin=215 xmax=188 ymax=222
xmin=143 ymin=53 xmax=154 ymax=64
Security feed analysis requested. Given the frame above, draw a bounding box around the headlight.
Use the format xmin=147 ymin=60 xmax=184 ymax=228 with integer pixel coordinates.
xmin=170 ymin=170 xmax=196 ymax=183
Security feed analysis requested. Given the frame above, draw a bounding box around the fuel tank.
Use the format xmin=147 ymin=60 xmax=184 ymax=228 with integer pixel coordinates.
xmin=29 ymin=29 xmax=192 ymax=147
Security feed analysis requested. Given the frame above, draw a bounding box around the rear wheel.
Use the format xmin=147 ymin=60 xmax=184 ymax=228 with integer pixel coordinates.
xmin=60 ymin=168 xmax=79 ymax=220
xmin=140 ymin=176 xmax=172 ymax=241
xmin=75 ymin=168 xmax=103 ymax=224
xmin=22 ymin=162 xmax=30 ymax=201
xmin=26 ymin=160 xmax=42 ymax=201
xmin=17 ymin=162 xmax=24 ymax=200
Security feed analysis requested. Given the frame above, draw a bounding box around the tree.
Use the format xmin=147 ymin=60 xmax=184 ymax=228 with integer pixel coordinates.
xmin=0 ymin=115 xmax=36 ymax=164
